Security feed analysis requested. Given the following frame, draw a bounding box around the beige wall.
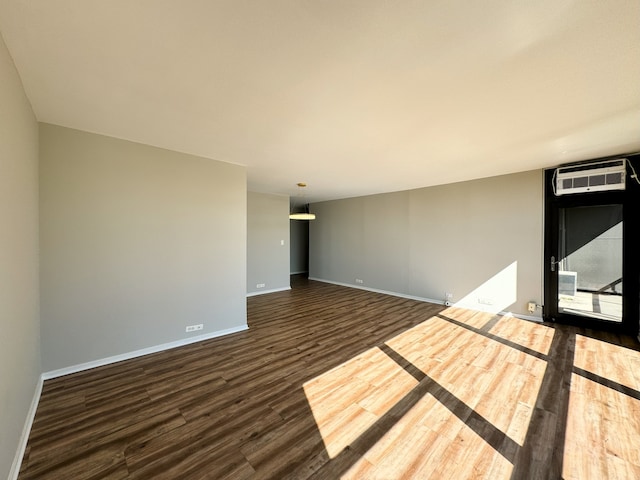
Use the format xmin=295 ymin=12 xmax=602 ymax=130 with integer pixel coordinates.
xmin=310 ymin=170 xmax=543 ymax=317
xmin=247 ymin=191 xmax=291 ymax=294
xmin=0 ymin=33 xmax=41 ymax=478
xmin=39 ymin=124 xmax=247 ymax=371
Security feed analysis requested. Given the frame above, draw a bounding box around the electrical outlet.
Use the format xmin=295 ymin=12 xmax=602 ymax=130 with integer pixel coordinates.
xmin=185 ymin=324 xmax=204 ymax=333
xmin=355 ymin=279 xmax=364 ymax=284
xmin=256 ymin=283 xmax=266 ymax=288
xmin=444 ymin=293 xmax=453 ymax=307
xmin=478 ymin=297 xmax=494 ymax=305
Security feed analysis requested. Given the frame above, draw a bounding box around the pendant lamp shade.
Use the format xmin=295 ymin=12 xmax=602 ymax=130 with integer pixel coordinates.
xmin=289 ymin=212 xmax=316 ymax=220
xmin=290 ymin=182 xmax=316 ymax=221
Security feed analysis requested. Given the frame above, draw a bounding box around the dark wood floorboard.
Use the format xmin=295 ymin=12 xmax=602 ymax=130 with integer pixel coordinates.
xmin=18 ymin=276 xmax=640 ymax=479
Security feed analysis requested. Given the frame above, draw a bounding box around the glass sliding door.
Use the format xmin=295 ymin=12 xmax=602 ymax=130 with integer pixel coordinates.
xmin=556 ymin=205 xmax=623 ymax=322
xmin=544 ymin=155 xmax=640 ymax=335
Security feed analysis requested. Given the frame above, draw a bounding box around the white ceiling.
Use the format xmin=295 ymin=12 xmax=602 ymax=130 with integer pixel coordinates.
xmin=1 ymin=1 xmax=639 ymax=203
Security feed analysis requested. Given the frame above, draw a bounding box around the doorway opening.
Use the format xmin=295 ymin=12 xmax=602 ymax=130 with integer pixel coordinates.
xmin=544 ymin=154 xmax=640 ymax=335
xmin=556 ymin=204 xmax=622 ymax=322
xmin=290 ymin=218 xmax=309 ymax=279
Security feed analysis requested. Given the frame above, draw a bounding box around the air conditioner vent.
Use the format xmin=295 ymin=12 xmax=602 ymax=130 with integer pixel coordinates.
xmin=555 ymin=159 xmax=626 ymax=195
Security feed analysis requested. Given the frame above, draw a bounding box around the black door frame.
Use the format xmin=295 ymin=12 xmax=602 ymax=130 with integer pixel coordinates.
xmin=543 ymin=153 xmax=640 ymax=336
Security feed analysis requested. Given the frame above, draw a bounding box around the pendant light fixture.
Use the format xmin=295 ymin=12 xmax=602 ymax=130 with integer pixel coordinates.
xmin=289 ymin=182 xmax=316 ymax=220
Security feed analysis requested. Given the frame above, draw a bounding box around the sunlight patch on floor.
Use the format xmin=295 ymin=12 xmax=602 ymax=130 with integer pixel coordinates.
xmin=564 ymin=374 xmax=640 ymax=479
xmin=302 ymin=346 xmax=418 ymax=458
xmin=564 ymin=335 xmax=640 ymax=479
xmin=386 ymin=314 xmax=548 ymax=446
xmin=573 ymin=334 xmax=640 ymax=391
xmin=342 ymin=394 xmax=513 ymax=479
xmin=488 ymin=315 xmax=555 ymax=356
xmin=303 ymin=311 xmax=557 ymax=476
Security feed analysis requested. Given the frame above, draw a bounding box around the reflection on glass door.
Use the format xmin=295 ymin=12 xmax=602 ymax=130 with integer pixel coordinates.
xmin=556 ymin=205 xmax=623 ymax=322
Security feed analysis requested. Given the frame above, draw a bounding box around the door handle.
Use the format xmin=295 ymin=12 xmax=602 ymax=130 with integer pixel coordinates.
xmin=551 ymin=256 xmax=556 ymax=272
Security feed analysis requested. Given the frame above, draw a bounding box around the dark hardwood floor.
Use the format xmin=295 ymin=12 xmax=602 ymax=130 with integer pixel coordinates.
xmin=18 ymin=276 xmax=640 ymax=479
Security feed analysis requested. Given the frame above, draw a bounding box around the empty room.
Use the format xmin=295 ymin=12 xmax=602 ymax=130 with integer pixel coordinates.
xmin=2 ymin=2 xmax=640 ymax=479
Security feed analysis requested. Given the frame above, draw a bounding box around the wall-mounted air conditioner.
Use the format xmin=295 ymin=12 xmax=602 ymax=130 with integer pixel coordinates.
xmin=555 ymin=158 xmax=626 ymax=195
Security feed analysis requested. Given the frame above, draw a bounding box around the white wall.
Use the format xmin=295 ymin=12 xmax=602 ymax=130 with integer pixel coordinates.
xmin=0 ymin=33 xmax=41 ymax=479
xmin=247 ymin=191 xmax=290 ymax=294
xmin=310 ymin=170 xmax=543 ymax=317
xmin=39 ymin=124 xmax=247 ymax=372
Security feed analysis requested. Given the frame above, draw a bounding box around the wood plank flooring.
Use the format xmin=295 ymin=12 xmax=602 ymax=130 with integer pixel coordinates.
xmin=18 ymin=276 xmax=640 ymax=479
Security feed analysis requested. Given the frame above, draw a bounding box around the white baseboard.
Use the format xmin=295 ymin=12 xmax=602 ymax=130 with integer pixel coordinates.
xmin=308 ymin=277 xmax=543 ymax=324
xmin=9 ymin=375 xmax=43 ymax=480
xmin=290 ymin=270 xmax=308 ymax=275
xmin=246 ymin=286 xmax=291 ymax=297
xmin=511 ymin=313 xmax=544 ymax=323
xmin=309 ymin=277 xmax=445 ymax=305
xmin=42 ymin=324 xmax=248 ymax=380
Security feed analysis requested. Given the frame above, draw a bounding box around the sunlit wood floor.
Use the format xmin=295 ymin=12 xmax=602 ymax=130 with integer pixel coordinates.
xmin=19 ymin=276 xmax=640 ymax=479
